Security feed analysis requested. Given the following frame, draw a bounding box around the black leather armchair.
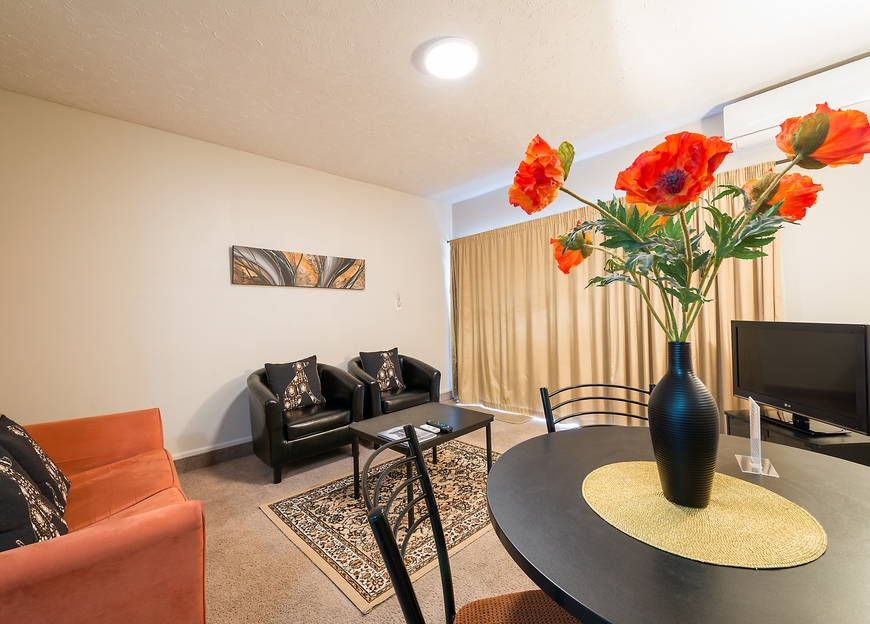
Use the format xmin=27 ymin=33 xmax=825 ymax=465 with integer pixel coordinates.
xmin=347 ymin=354 xmax=440 ymax=420
xmin=248 ymin=363 xmax=363 ymax=483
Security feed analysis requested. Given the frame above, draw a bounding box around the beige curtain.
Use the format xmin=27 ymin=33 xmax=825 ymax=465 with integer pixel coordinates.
xmin=450 ymin=162 xmax=782 ymax=422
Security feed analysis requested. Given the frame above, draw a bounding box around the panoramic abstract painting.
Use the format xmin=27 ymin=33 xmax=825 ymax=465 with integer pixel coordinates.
xmin=232 ymin=245 xmax=365 ymax=290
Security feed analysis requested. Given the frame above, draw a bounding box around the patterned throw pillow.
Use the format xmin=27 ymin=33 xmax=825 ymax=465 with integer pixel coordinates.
xmin=265 ymin=356 xmax=326 ymax=410
xmin=0 ymin=415 xmax=69 ymax=514
xmin=359 ymin=348 xmax=406 ymax=392
xmin=0 ymin=446 xmax=69 ymax=553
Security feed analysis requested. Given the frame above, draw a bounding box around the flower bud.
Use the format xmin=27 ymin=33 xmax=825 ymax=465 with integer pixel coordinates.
xmin=747 ymin=171 xmax=780 ymax=204
xmin=790 ymin=113 xmax=830 ymax=163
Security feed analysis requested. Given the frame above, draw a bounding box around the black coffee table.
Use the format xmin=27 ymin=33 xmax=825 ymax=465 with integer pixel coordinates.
xmin=349 ymin=402 xmax=493 ymax=498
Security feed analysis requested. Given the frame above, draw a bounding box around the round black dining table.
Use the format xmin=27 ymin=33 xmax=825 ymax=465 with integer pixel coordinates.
xmin=486 ymin=426 xmax=870 ymax=624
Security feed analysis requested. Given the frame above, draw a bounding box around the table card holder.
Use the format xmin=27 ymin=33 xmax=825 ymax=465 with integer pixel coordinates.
xmin=736 ymin=397 xmax=779 ymax=477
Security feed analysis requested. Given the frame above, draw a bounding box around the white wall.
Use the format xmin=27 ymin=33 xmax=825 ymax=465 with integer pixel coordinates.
xmin=0 ymin=89 xmax=452 ymax=457
xmin=453 ymin=114 xmax=870 ymax=326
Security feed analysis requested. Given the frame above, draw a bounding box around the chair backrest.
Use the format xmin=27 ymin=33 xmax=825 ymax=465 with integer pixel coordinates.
xmin=540 ymin=383 xmax=655 ymax=433
xmin=361 ymin=425 xmax=454 ymax=624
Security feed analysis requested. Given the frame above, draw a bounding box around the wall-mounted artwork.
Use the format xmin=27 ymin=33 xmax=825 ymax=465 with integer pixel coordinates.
xmin=232 ymin=245 xmax=365 ymax=290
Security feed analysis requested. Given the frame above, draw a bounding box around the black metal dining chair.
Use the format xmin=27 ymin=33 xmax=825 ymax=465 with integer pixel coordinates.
xmin=362 ymin=424 xmax=581 ymax=624
xmin=540 ymin=383 xmax=655 ymax=433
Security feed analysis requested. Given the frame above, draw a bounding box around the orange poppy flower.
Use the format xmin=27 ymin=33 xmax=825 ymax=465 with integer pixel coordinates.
xmin=550 ymin=223 xmax=593 ymax=274
xmin=776 ymin=103 xmax=870 ymax=168
xmin=615 ymin=132 xmax=733 ymax=214
xmin=744 ymin=173 xmax=823 ymax=223
xmin=509 ymin=135 xmax=565 ymax=215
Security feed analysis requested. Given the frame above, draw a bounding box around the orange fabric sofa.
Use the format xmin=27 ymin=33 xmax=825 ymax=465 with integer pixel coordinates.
xmin=1 ymin=408 xmax=206 ymax=623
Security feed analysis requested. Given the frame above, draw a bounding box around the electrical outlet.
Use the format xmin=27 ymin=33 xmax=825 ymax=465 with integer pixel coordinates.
xmin=396 ymin=297 xmax=402 ymax=311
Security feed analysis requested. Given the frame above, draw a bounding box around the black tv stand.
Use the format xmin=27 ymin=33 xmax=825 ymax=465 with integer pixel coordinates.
xmin=726 ymin=410 xmax=870 ymax=468
xmin=763 ymin=413 xmax=848 ymax=437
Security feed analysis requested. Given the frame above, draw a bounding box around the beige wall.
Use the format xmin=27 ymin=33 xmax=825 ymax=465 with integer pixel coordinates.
xmin=0 ymin=89 xmax=452 ymax=457
xmin=453 ymin=113 xmax=870 ymax=326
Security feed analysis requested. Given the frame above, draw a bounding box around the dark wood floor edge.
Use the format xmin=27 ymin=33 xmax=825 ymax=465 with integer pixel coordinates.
xmin=174 ymin=440 xmax=254 ymax=474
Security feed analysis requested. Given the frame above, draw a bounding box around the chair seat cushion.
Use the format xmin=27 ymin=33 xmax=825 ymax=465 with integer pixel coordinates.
xmin=64 ymin=449 xmax=179 ymax=531
xmin=381 ymin=388 xmax=430 ymax=414
xmin=282 ymin=405 xmax=352 ymax=441
xmin=454 ymin=589 xmax=581 ymax=623
xmin=82 ymin=488 xmax=188 ymax=528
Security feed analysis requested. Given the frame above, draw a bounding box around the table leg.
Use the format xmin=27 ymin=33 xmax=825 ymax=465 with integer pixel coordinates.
xmin=432 ymin=444 xmax=438 ymax=465
xmin=486 ymin=423 xmax=492 ymax=472
xmin=406 ymin=459 xmax=415 ymax=528
xmin=352 ymin=435 xmax=360 ymax=499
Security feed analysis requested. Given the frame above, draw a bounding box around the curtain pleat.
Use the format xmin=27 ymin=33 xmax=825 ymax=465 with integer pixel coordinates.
xmin=450 ymin=162 xmax=781 ymax=423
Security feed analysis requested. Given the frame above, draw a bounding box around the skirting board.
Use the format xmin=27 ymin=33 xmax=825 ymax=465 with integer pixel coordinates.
xmin=174 ymin=440 xmax=253 ymax=474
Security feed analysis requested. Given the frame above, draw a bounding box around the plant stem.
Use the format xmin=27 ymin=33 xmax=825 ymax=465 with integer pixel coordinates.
xmin=559 ymin=186 xmax=600 ymax=210
xmin=562 ymin=186 xmax=645 ymax=244
xmin=631 ymin=271 xmax=672 ymax=339
xmin=679 ymin=209 xmax=694 ymax=278
xmin=677 ymin=209 xmax=694 ymax=339
xmin=651 ymin=266 xmax=679 ymax=339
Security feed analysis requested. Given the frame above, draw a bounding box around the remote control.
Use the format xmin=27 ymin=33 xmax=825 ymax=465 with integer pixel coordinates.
xmin=426 ymin=420 xmax=453 ymax=433
xmin=419 ymin=424 xmax=441 ymax=434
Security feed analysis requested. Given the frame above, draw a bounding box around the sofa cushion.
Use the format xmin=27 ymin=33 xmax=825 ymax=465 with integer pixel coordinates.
xmin=0 ymin=415 xmax=70 ymax=513
xmin=359 ymin=348 xmax=406 ymax=392
xmin=83 ymin=488 xmax=189 ymax=528
xmin=64 ymin=449 xmax=179 ymax=531
xmin=282 ymin=404 xmax=352 ymax=440
xmin=0 ymin=446 xmax=68 ymax=552
xmin=266 ymin=356 xmax=326 ymax=410
xmin=381 ymin=388 xmax=431 ymax=414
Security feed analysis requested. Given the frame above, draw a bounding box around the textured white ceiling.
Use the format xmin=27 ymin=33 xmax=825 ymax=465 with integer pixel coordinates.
xmin=1 ymin=1 xmax=869 ymax=203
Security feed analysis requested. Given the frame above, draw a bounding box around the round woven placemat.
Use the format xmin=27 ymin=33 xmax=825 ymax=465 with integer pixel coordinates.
xmin=582 ymin=461 xmax=827 ymax=569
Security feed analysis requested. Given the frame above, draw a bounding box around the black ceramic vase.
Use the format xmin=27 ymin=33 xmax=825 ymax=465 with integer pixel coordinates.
xmin=647 ymin=342 xmax=720 ymax=508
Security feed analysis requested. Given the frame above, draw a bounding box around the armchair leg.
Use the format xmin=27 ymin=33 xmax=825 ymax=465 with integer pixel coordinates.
xmin=273 ymin=466 xmax=282 ymax=484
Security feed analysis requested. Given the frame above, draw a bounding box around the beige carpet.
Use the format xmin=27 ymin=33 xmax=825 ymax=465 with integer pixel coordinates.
xmin=178 ymin=417 xmax=544 ymax=624
xmin=261 ymin=440 xmax=498 ymax=613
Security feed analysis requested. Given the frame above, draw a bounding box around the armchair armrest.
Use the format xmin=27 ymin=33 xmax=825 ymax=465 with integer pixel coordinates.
xmin=247 ymin=369 xmax=284 ymax=469
xmin=1 ymin=500 xmax=206 ymax=624
xmin=319 ymin=364 xmax=364 ymax=422
xmin=401 ymin=356 xmax=441 ymax=403
xmin=348 ymin=357 xmax=382 ymax=419
xmin=23 ymin=408 xmax=166 ymax=477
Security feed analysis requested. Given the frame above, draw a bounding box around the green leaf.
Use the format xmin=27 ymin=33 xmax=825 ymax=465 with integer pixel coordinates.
xmin=627 ymin=206 xmax=640 ymax=232
xmin=557 ymin=141 xmax=575 ymax=180
xmin=712 ymin=185 xmax=745 ymax=202
xmin=694 ymin=250 xmax=711 ymax=274
xmin=728 ymin=248 xmax=768 ymax=260
xmin=658 ymin=260 xmax=688 ymax=287
xmin=587 ymin=274 xmax=636 ymax=288
xmin=739 ymin=235 xmax=776 ymax=248
xmin=663 ymin=287 xmax=706 ymax=306
xmin=625 ymin=253 xmax=655 ymax=275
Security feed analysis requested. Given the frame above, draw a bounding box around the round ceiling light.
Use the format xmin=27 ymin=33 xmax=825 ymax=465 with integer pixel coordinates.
xmin=424 ymin=38 xmax=478 ymax=79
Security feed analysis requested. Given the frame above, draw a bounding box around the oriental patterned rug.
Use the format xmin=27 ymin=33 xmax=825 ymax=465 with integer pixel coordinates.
xmin=261 ymin=440 xmax=498 ymax=613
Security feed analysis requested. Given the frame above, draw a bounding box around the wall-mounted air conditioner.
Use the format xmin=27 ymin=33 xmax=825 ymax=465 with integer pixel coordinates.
xmin=723 ymin=56 xmax=870 ymax=151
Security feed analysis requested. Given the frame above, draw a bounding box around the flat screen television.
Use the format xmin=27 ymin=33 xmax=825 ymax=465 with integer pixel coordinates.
xmin=731 ymin=321 xmax=870 ymax=436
